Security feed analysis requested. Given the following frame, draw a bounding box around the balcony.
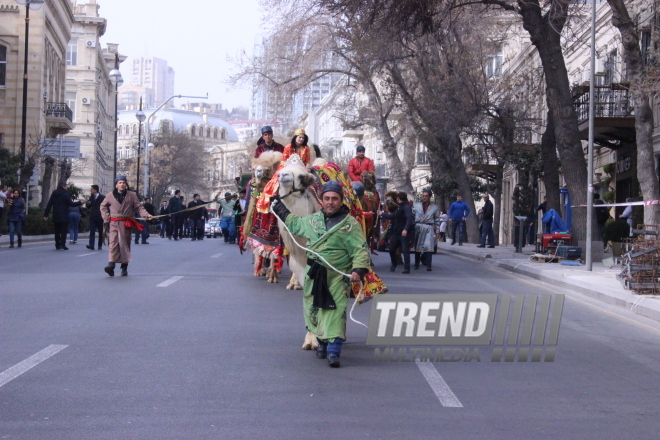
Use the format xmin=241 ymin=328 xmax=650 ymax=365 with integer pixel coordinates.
xmin=572 ymin=84 xmax=635 ymax=148
xmin=45 ymin=102 xmax=74 ymax=136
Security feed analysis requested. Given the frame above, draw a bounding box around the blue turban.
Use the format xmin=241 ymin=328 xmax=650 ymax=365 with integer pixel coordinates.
xmin=321 ymin=181 xmax=343 ymax=199
xmin=352 ymin=182 xmax=365 ymax=198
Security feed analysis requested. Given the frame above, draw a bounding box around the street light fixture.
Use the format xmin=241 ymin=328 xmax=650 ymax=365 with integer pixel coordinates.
xmin=135 ymin=99 xmax=145 ymax=196
xmin=109 ymin=56 xmax=123 ymax=182
xmin=15 ymin=0 xmax=44 ymax=183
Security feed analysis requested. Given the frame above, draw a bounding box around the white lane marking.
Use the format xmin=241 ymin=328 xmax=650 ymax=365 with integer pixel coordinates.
xmin=0 ymin=345 xmax=68 ymax=389
xmin=158 ymin=276 xmax=184 ymax=287
xmin=77 ymin=253 xmax=97 ymax=257
xmin=211 ymin=253 xmax=224 ymax=258
xmin=415 ymin=361 xmax=463 ymax=407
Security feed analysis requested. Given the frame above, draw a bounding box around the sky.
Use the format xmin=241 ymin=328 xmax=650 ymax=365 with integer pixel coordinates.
xmin=97 ymin=0 xmax=263 ymax=111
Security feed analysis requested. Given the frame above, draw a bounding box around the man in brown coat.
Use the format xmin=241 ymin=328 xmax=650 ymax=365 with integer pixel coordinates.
xmin=100 ymin=175 xmax=153 ymax=276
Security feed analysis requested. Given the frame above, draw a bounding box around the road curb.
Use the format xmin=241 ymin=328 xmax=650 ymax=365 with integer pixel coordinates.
xmin=440 ymin=247 xmax=660 ymax=323
xmin=0 ymin=233 xmax=90 ymax=245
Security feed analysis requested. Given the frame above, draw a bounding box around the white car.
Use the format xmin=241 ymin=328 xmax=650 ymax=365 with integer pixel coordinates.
xmin=205 ymin=219 xmax=222 ymax=238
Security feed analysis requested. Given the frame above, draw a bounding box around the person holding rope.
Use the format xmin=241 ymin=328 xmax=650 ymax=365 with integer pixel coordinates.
xmin=100 ymin=175 xmax=154 ymax=277
xmin=271 ymin=180 xmax=370 ymax=368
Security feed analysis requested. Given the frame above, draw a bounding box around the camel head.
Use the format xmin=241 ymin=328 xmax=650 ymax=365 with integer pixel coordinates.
xmin=252 ymin=151 xmax=282 ymax=186
xmin=278 ymin=164 xmax=316 ymax=199
xmin=362 ymin=170 xmax=377 ymax=192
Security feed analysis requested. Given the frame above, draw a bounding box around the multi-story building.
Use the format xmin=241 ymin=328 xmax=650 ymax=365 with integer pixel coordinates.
xmin=0 ymin=0 xmax=75 ymax=198
xmin=122 ymin=56 xmax=174 ymax=108
xmin=117 ymin=84 xmax=154 ymax=111
xmin=65 ymin=0 xmax=123 ymax=194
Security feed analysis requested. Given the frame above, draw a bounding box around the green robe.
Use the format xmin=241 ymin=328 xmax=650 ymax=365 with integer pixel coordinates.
xmin=285 ymin=211 xmax=371 ymax=342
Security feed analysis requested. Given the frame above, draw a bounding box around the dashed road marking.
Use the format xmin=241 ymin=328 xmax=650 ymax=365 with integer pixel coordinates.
xmin=0 ymin=345 xmax=68 ymax=389
xmin=77 ymin=253 xmax=97 ymax=257
xmin=158 ymin=276 xmax=184 ymax=287
xmin=415 ymin=361 xmax=463 ymax=408
xmin=211 ymin=253 xmax=224 ymax=258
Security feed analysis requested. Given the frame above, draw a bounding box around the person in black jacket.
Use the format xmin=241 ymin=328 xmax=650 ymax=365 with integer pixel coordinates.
xmin=135 ymin=197 xmax=156 ymax=244
xmin=477 ymin=194 xmax=495 ymax=248
xmin=85 ymin=185 xmax=105 ymax=250
xmin=159 ymin=201 xmax=169 ymax=238
xmin=167 ymin=190 xmax=184 ymax=240
xmin=378 ymin=191 xmax=413 ymax=274
xmin=43 ymin=183 xmax=83 ymax=250
xmin=187 ymin=194 xmax=208 ymax=241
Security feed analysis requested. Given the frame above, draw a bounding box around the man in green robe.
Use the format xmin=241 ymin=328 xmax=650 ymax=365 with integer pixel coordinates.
xmin=271 ymin=181 xmax=370 ymax=368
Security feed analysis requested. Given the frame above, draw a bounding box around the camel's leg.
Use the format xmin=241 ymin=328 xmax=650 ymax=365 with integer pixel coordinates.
xmin=287 ymin=273 xmax=303 ymax=290
xmin=302 ymin=331 xmax=318 ymax=350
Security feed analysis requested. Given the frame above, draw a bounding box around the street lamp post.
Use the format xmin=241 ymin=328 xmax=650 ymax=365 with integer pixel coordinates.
xmin=109 ymin=54 xmax=123 ymax=182
xmin=135 ymin=98 xmax=146 ymax=196
xmin=586 ymin=0 xmax=597 ymax=271
xmin=143 ymin=93 xmax=207 ymax=199
xmin=15 ymin=0 xmax=44 ymax=168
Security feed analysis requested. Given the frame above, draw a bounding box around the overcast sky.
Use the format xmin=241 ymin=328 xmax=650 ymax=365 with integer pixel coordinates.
xmin=97 ymin=0 xmax=263 ymax=111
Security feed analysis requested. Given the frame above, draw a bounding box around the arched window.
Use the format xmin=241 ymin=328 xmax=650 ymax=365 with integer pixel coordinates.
xmin=221 ymin=129 xmax=226 ymax=140
xmin=207 ymin=127 xmax=211 ymax=138
xmin=191 ymin=125 xmax=196 ymax=136
xmin=213 ymin=128 xmax=218 ymax=139
xmin=118 ymin=125 xmax=123 ymax=136
xmin=0 ymin=45 xmax=6 ymax=87
xmin=132 ymin=124 xmax=137 ymax=135
xmin=199 ymin=125 xmax=204 ymax=137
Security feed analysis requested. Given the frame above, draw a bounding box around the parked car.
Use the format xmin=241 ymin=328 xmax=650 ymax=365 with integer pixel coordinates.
xmin=205 ymin=218 xmax=222 ymax=238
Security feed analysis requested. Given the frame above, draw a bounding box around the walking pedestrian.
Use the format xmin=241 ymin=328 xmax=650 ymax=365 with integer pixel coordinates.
xmin=219 ymin=192 xmax=236 ymax=243
xmin=477 ymin=194 xmax=495 ymax=248
xmin=379 ymin=191 xmax=413 ymax=273
xmin=134 ymin=197 xmax=155 ymax=245
xmin=448 ymin=195 xmax=470 ymax=246
xmin=43 ymin=183 xmax=83 ymax=250
xmin=7 ymin=189 xmax=25 ymax=248
xmin=188 ymin=194 xmax=208 ymax=241
xmin=159 ymin=201 xmax=169 ymax=238
xmin=412 ymin=189 xmax=441 ymax=271
xmin=270 ymin=180 xmax=370 ymax=368
xmin=167 ymin=190 xmax=184 ymax=240
xmin=619 ymin=197 xmax=634 ymax=236
xmin=0 ymin=185 xmax=7 ymax=233
xmin=85 ymin=185 xmax=105 ymax=250
xmin=439 ymin=212 xmax=448 ymax=242
xmin=100 ymin=175 xmax=154 ymax=276
xmin=594 ymin=193 xmax=610 ymax=249
xmin=68 ymin=203 xmax=83 ymax=244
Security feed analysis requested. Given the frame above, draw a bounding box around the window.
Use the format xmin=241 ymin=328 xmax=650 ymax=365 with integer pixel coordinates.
xmin=221 ymin=130 xmax=225 ymax=140
xmin=66 ymin=40 xmax=78 ymax=66
xmin=66 ymin=92 xmax=76 ymax=122
xmin=0 ymin=45 xmax=6 ymax=86
xmin=486 ymin=52 xmax=503 ymax=79
xmin=213 ymin=128 xmax=218 ymax=139
xmin=641 ymin=30 xmax=652 ymax=66
xmin=207 ymin=127 xmax=211 ymax=137
xmin=191 ymin=125 xmax=196 ymax=136
xmin=118 ymin=125 xmax=123 ymax=136
xmin=133 ymin=124 xmax=137 ymax=135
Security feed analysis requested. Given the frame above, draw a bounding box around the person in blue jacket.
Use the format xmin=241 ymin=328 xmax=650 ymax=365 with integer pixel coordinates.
xmin=448 ymin=194 xmax=470 ymax=246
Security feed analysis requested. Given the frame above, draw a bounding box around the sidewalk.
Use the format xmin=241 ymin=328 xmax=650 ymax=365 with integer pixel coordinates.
xmin=437 ymin=241 xmax=660 ymax=323
xmin=0 ymin=232 xmax=90 ymax=245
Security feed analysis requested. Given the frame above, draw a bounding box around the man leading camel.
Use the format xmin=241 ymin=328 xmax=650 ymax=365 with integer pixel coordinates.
xmin=271 ymin=180 xmax=370 ymax=368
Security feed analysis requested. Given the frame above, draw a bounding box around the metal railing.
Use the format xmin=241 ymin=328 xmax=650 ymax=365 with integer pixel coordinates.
xmin=573 ymin=86 xmax=632 ymax=123
xmin=45 ymin=102 xmax=73 ymax=123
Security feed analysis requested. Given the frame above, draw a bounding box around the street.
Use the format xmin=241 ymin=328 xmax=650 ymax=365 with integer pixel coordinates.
xmin=1 ymin=238 xmax=659 ymax=439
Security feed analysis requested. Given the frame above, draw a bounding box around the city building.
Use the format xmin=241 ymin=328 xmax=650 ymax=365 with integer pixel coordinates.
xmin=121 ymin=56 xmax=174 ymax=108
xmin=65 ymin=0 xmax=123 ymax=194
xmin=117 ymin=83 xmax=154 ymax=111
xmin=0 ymin=0 xmax=75 ymax=199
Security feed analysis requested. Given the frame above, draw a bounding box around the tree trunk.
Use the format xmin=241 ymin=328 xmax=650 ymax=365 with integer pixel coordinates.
xmin=363 ymin=79 xmax=414 ymax=193
xmin=39 ymin=156 xmax=56 ymax=210
xmin=607 ymin=0 xmax=660 ymax=226
xmin=519 ymin=2 xmax=588 ymax=240
xmin=493 ymin=162 xmax=504 ymax=245
xmin=441 ymin=132 xmax=480 ymax=243
xmin=540 ymin=109 xmax=561 ymax=212
xmin=58 ymin=160 xmax=72 ymax=187
xmin=17 ymin=157 xmax=36 ymax=193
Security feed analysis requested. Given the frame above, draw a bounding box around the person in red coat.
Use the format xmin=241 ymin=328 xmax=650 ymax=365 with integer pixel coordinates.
xmin=347 ymin=145 xmax=375 ymax=182
xmin=254 ymin=126 xmax=284 ymax=158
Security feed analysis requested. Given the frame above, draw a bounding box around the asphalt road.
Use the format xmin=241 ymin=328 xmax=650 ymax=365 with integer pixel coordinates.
xmin=1 ymin=236 xmax=659 ymax=439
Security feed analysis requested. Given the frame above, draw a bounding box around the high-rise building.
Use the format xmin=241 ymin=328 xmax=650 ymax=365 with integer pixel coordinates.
xmin=122 ymin=56 xmax=174 ymax=108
